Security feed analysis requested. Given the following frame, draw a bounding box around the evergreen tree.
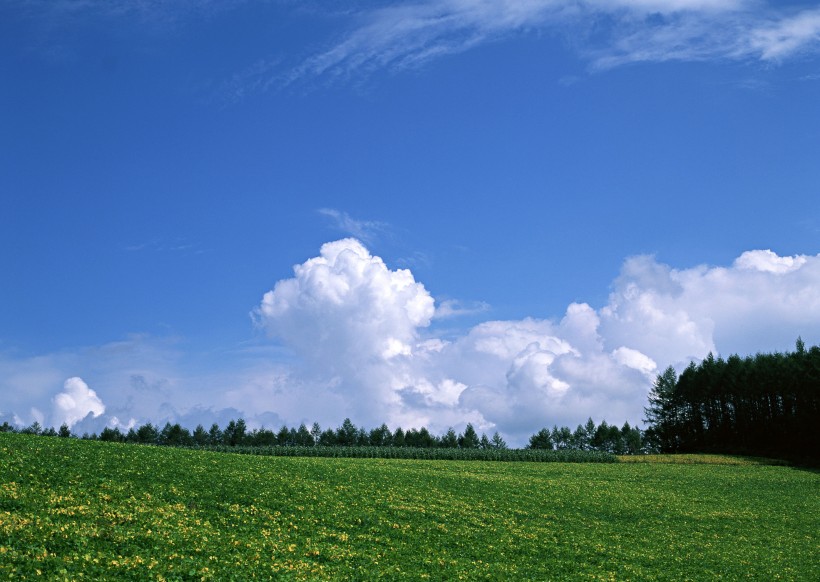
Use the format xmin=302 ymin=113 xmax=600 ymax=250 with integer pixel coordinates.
xmin=416 ymin=427 xmax=437 ymax=448
xmin=458 ymin=423 xmax=480 ymax=449
xmin=58 ymin=423 xmax=71 ymax=438
xmin=644 ymin=365 xmax=679 ymax=452
xmin=192 ymin=424 xmax=209 ymax=446
xmin=99 ymin=427 xmax=124 ymax=442
xmin=621 ymin=422 xmax=642 ymax=455
xmin=159 ymin=423 xmax=192 ymax=447
xmin=356 ymin=427 xmax=370 ymax=446
xmin=528 ymin=428 xmax=553 ymax=450
xmin=490 ymin=431 xmax=507 ymax=450
xmin=136 ymin=423 xmax=159 ymax=444
xmin=234 ymin=419 xmax=247 ymax=446
xmin=310 ymin=422 xmax=322 ymax=445
xmin=571 ymin=424 xmax=589 ymax=450
xmin=369 ymin=424 xmax=391 ymax=447
xmin=440 ymin=427 xmax=458 ymax=448
xmin=207 ymin=423 xmax=223 ymax=445
xmin=223 ymin=419 xmax=248 ymax=446
xmin=296 ymin=423 xmax=314 ymax=446
xmin=319 ymin=428 xmax=337 ymax=446
xmin=392 ymin=427 xmax=406 ymax=447
xmin=552 ymin=425 xmax=572 ymax=449
xmin=21 ymin=421 xmax=42 ymax=435
xmin=276 ymin=425 xmax=291 ymax=446
xmin=336 ymin=418 xmax=358 ymax=446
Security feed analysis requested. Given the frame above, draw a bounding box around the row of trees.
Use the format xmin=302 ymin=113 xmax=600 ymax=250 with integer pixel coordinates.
xmin=1 ymin=419 xmax=509 ymax=450
xmin=528 ymin=419 xmax=645 ymax=455
xmin=3 ymin=417 xmax=646 ymax=454
xmin=644 ymin=338 xmax=820 ymax=461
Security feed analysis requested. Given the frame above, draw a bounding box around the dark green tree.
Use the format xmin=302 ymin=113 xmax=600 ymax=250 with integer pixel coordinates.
xmin=392 ymin=427 xmax=406 ymax=447
xmin=223 ymin=419 xmax=247 ymax=446
xmin=276 ymin=425 xmax=292 ymax=446
xmin=21 ymin=421 xmax=42 ymax=435
xmin=192 ymin=424 xmax=209 ymax=446
xmin=296 ymin=423 xmax=314 ymax=446
xmin=528 ymin=428 xmax=553 ymax=450
xmin=440 ymin=427 xmax=458 ymax=448
xmin=318 ymin=428 xmax=337 ymax=446
xmin=644 ymin=365 xmax=679 ymax=452
xmin=336 ymin=418 xmax=358 ymax=446
xmin=136 ymin=423 xmax=159 ymax=444
xmin=99 ymin=427 xmax=124 ymax=442
xmin=208 ymin=423 xmax=223 ymax=445
xmin=369 ymin=424 xmax=392 ymax=447
xmin=458 ymin=423 xmax=480 ymax=449
xmin=551 ymin=425 xmax=572 ymax=449
xmin=490 ymin=431 xmax=507 ymax=450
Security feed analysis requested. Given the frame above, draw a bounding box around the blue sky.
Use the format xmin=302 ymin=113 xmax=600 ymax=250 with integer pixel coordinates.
xmin=2 ymin=0 xmax=820 ymax=444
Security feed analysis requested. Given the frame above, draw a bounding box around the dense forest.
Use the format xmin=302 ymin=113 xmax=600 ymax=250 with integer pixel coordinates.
xmin=644 ymin=338 xmax=820 ymax=462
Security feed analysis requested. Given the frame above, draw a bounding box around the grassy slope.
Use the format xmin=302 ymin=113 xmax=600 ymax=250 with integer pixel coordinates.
xmin=1 ymin=434 xmax=817 ymax=580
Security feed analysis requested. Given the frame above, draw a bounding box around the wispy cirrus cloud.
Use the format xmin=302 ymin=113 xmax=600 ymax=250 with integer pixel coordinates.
xmin=318 ymin=208 xmax=390 ymax=244
xmin=282 ymin=1 xmax=820 ymax=84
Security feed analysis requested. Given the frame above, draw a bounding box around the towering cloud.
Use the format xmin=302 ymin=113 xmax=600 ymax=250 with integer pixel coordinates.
xmin=255 ymin=238 xmax=436 ymax=425
xmin=252 ymin=241 xmax=820 ymax=444
xmin=51 ymin=377 xmax=105 ymax=428
xmin=5 ymin=242 xmax=818 ymax=447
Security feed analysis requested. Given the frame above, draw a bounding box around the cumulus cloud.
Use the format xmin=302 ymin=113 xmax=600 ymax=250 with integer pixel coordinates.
xmin=599 ymin=250 xmax=820 ymax=363
xmin=734 ymin=249 xmax=808 ymax=273
xmin=51 ymin=377 xmax=105 ymax=428
xmin=254 ymin=238 xmax=436 ymax=426
xmin=3 ymin=241 xmax=819 ymax=447
xmin=252 ymin=241 xmax=820 ymax=444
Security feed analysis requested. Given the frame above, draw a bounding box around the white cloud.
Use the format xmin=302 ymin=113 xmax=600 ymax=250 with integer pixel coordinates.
xmin=317 ymin=208 xmax=389 ymax=244
xmin=255 ymin=238 xmax=435 ymax=359
xmin=734 ymin=249 xmax=808 ymax=273
xmin=281 ymin=1 xmax=820 ymax=84
xmin=750 ymin=8 xmax=820 ymax=61
xmin=51 ymin=377 xmax=105 ymax=428
xmin=254 ymin=238 xmax=436 ymax=427
xmin=600 ymin=251 xmax=820 ymax=363
xmin=3 ymin=242 xmax=819 ymax=447
xmin=612 ymin=346 xmax=657 ymax=374
xmin=253 ymin=242 xmax=820 ymax=444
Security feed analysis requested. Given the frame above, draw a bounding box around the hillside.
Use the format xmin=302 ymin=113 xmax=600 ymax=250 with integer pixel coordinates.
xmin=1 ymin=434 xmax=817 ymax=579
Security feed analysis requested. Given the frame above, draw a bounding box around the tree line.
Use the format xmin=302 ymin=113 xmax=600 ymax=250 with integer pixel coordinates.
xmin=644 ymin=338 xmax=820 ymax=461
xmin=1 ymin=416 xmax=646 ymax=454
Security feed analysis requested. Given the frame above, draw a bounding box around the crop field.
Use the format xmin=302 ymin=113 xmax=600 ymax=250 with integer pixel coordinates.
xmin=1 ymin=434 xmax=817 ymax=580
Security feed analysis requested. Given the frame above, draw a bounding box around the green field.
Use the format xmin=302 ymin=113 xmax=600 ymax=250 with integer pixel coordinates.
xmin=1 ymin=434 xmax=817 ymax=580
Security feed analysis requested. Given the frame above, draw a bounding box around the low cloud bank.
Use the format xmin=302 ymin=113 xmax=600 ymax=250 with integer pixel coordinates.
xmin=253 ymin=240 xmax=820 ymax=444
xmin=3 ymin=242 xmax=818 ymax=447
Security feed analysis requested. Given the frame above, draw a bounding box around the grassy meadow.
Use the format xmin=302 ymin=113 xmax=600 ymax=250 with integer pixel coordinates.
xmin=1 ymin=434 xmax=817 ymax=580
